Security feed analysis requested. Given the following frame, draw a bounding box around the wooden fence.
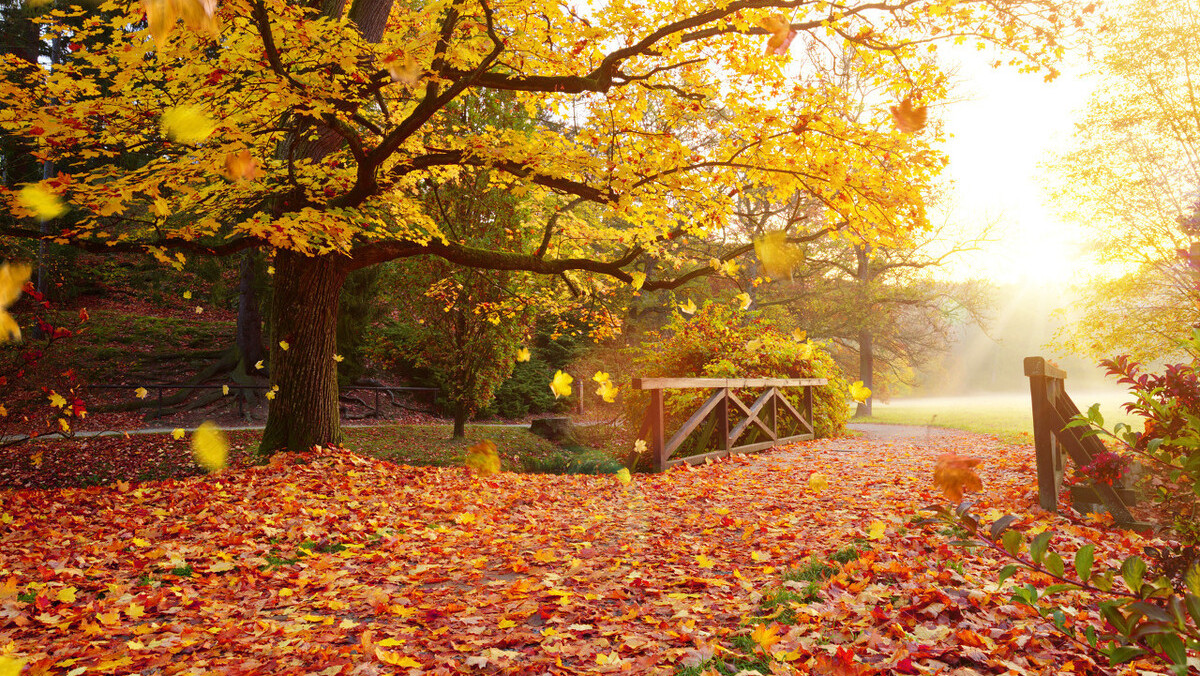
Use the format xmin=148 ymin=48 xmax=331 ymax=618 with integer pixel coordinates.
xmin=632 ymin=377 xmax=826 ymax=472
xmin=1025 ymin=357 xmax=1140 ymax=525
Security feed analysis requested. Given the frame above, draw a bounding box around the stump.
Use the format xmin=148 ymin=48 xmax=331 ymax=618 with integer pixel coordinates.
xmin=530 ymin=417 xmax=572 ymax=442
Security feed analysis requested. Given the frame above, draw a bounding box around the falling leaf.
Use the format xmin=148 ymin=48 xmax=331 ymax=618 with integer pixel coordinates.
xmin=221 ymin=384 xmax=229 ymax=395
xmin=745 ymin=338 xmax=762 ymax=352
xmin=333 ymin=353 xmax=344 ymax=362
xmin=753 ymin=231 xmax=804 ymax=278
xmin=171 ymin=428 xmax=185 ymax=440
xmin=679 ymin=298 xmax=697 ymax=315
xmin=0 ymin=656 xmax=27 ymax=676
xmin=721 ymin=260 xmax=740 ymax=277
xmin=866 ymin=521 xmax=886 ymax=540
xmin=515 ymin=347 xmax=531 ymax=362
xmin=15 ymin=184 xmax=66 ymax=220
xmin=222 ymin=150 xmax=262 ymax=182
xmin=29 ymin=451 xmax=41 ymax=468
xmin=808 ymin=472 xmax=828 ymax=492
xmin=792 ymin=328 xmax=806 ymax=342
xmin=142 ymin=0 xmax=220 ymax=49
xmin=593 ymin=371 xmax=610 ymax=383
xmin=279 ymin=340 xmax=289 ymax=351
xmin=182 ymin=290 xmax=192 ymax=299
xmin=387 ymin=54 xmax=422 ymax=85
xmin=465 ymin=439 xmax=500 ymax=476
xmin=615 ymin=468 xmax=631 ymax=485
xmin=0 ymin=263 xmax=31 ymax=342
xmin=890 ymin=94 xmax=928 ymax=133
xmin=758 ymin=13 xmax=797 ymax=55
xmin=254 ymin=360 xmax=264 ymax=370
xmin=595 ymin=380 xmax=618 ymax=403
xmin=735 ymin=292 xmax=752 ymax=310
xmin=47 ymin=392 xmax=67 ymax=408
xmin=160 ymin=105 xmax=216 ymax=144
xmin=191 ymin=421 xmax=228 ymax=472
xmin=933 ymin=454 xmax=983 ymax=502
xmin=135 ymin=387 xmax=149 ymax=399
xmin=634 ymin=439 xmax=647 ymax=454
xmin=549 ymin=370 xmax=573 ymax=399
xmin=58 ymin=418 xmax=70 ymax=433
xmin=849 ymin=381 xmax=871 ymax=403
xmin=629 ymin=271 xmax=646 ymax=290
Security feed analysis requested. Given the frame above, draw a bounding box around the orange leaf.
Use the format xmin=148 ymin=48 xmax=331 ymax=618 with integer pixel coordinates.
xmin=933 ymin=453 xmax=983 ymax=502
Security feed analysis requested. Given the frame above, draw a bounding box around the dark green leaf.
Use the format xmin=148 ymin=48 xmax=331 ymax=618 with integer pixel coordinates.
xmin=1074 ymin=544 xmax=1095 ymax=583
xmin=998 ymin=564 xmax=1019 ymax=586
xmin=1001 ymin=530 xmax=1022 ymax=556
xmin=1104 ymin=645 xmax=1145 ymax=665
xmin=1030 ymin=531 xmax=1052 ymax=566
xmin=1122 ymin=556 xmax=1146 ymax=595
xmin=1045 ymin=551 xmax=1065 ymax=578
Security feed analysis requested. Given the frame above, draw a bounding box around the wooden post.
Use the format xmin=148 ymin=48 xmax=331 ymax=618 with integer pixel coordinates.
xmin=718 ymin=388 xmax=729 ymax=453
xmin=803 ymin=385 xmax=814 ymax=437
xmin=1025 ymin=357 xmax=1064 ymax=513
xmin=649 ymin=388 xmax=666 ymax=472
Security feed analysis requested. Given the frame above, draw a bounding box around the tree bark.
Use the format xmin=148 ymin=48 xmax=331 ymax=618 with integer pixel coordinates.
xmin=452 ymin=406 xmax=467 ymax=438
xmin=258 ymin=251 xmax=348 ymax=455
xmin=236 ymin=252 xmax=266 ymax=371
xmin=855 ymin=328 xmax=873 ymax=417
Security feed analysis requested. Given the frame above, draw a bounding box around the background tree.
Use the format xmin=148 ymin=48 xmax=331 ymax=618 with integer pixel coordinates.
xmin=1049 ymin=0 xmax=1200 ymax=361
xmin=0 ymin=0 xmax=1076 ymax=454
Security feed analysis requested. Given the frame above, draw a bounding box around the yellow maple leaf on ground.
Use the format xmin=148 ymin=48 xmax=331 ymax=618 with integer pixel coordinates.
xmin=15 ymin=184 xmax=66 ymax=220
xmin=465 ymin=439 xmax=500 ymax=476
xmin=866 ymin=521 xmax=886 ymax=540
xmin=549 ymin=370 xmax=573 ymax=399
xmin=191 ymin=421 xmax=228 ymax=471
xmin=695 ymin=553 xmax=715 ymax=569
xmin=0 ymin=656 xmax=27 ymax=676
xmin=849 ymin=381 xmax=871 ymax=403
xmin=750 ymin=622 xmax=781 ymax=651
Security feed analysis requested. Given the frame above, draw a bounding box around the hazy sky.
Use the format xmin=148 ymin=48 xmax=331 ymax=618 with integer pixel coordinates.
xmin=934 ymin=48 xmax=1097 ymax=286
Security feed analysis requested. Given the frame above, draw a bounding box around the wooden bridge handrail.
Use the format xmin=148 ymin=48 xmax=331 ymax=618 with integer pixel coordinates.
xmin=632 ymin=377 xmax=827 ymax=390
xmin=1023 ymin=356 xmax=1067 ymax=380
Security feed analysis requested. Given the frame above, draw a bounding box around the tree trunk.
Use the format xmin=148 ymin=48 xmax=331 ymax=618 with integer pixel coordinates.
xmin=258 ymin=251 xmax=348 ymax=455
xmin=452 ymin=406 xmax=467 ymax=438
xmin=855 ymin=328 xmax=874 ymax=418
xmin=236 ymin=252 xmax=266 ymax=371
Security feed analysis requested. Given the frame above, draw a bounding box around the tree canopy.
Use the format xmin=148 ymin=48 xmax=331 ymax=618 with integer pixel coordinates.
xmin=0 ymin=0 xmax=1077 ymax=452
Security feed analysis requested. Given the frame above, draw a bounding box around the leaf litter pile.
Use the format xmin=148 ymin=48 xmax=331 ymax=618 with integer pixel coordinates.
xmin=0 ymin=432 xmax=1178 ymax=674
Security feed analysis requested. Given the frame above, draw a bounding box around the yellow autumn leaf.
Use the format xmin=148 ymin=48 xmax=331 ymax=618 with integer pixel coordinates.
xmin=182 ymin=290 xmax=192 ymax=299
xmin=279 ymin=340 xmax=289 ymax=351
xmin=135 ymin=387 xmax=149 ymax=399
xmin=142 ymin=0 xmax=220 ymax=49
xmin=679 ymin=297 xmax=697 ymax=315
xmin=191 ymin=421 xmax=228 ymax=471
xmin=745 ymin=338 xmax=762 ymax=352
xmin=866 ymin=521 xmax=886 ymax=540
xmin=808 ymin=472 xmax=828 ymax=492
xmin=221 ymin=384 xmax=229 ymax=395
xmin=194 ymin=306 xmax=203 ymax=314
xmin=171 ymin=428 xmax=185 ymax=440
xmin=160 ymin=105 xmax=215 ymax=144
xmin=615 ymin=467 xmax=631 ymax=485
xmin=634 ymin=439 xmax=647 ymax=454
xmin=374 ymin=647 xmax=421 ymax=668
xmin=254 ymin=360 xmax=264 ymax=370
xmin=695 ymin=553 xmax=715 ymax=569
xmin=629 ymin=271 xmax=646 ymax=290
xmin=721 ymin=260 xmax=740 ymax=277
xmin=753 ymin=231 xmax=804 ymax=278
xmin=751 ymin=551 xmax=770 ymax=562
xmin=56 ymin=586 xmax=77 ymax=603
xmin=222 ymin=150 xmax=262 ymax=182
xmin=849 ymin=381 xmax=871 ymax=403
xmin=595 ymin=380 xmax=618 ymax=403
xmin=387 ymin=54 xmax=422 ymax=85
xmin=47 ymin=392 xmax=67 ymax=408
xmin=515 ymin=347 xmax=531 ymax=362
xmin=333 ymin=353 xmax=344 ymax=362
xmin=0 ymin=263 xmax=29 ymax=343
xmin=0 ymin=656 xmax=27 ymax=676
xmin=0 ymin=405 xmax=7 ymax=417
xmin=735 ymin=292 xmax=751 ymax=310
xmin=592 ymin=371 xmax=610 ymax=383
xmin=750 ymin=622 xmax=781 ymax=650
xmin=758 ymin=13 xmax=796 ymax=55
xmin=498 ymin=618 xmax=517 ymax=629
xmin=549 ymin=370 xmax=573 ymax=399
xmin=792 ymin=328 xmax=807 ymax=342
xmin=29 ymin=450 xmax=41 ymax=468
xmin=15 ymin=183 xmax=66 ymax=220
xmin=58 ymin=418 xmax=70 ymax=433
xmin=455 ymin=512 xmax=476 ymax=525
xmin=890 ymin=94 xmax=928 ymax=133
xmin=465 ymin=439 xmax=500 ymax=476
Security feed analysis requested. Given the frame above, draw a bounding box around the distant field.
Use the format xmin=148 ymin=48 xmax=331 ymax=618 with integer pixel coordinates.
xmin=856 ymin=391 xmax=1142 ymax=444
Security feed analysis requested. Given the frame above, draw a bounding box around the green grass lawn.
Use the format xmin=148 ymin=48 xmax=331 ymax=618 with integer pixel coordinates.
xmin=855 ymin=392 xmax=1143 ymax=444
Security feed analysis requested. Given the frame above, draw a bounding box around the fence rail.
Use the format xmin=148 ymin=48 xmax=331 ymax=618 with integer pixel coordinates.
xmin=632 ymin=377 xmax=826 ymax=472
xmin=1024 ymin=356 xmax=1140 ymax=525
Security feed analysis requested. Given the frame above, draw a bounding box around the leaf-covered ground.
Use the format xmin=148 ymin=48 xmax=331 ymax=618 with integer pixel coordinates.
xmin=0 ymin=432 xmax=1178 ymax=674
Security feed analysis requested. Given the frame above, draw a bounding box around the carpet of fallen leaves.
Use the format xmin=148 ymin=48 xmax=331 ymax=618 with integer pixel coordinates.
xmin=0 ymin=431 xmax=1179 ymax=675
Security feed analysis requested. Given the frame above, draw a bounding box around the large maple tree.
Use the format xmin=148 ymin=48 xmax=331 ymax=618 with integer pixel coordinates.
xmin=0 ymin=0 xmax=1073 ymax=453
